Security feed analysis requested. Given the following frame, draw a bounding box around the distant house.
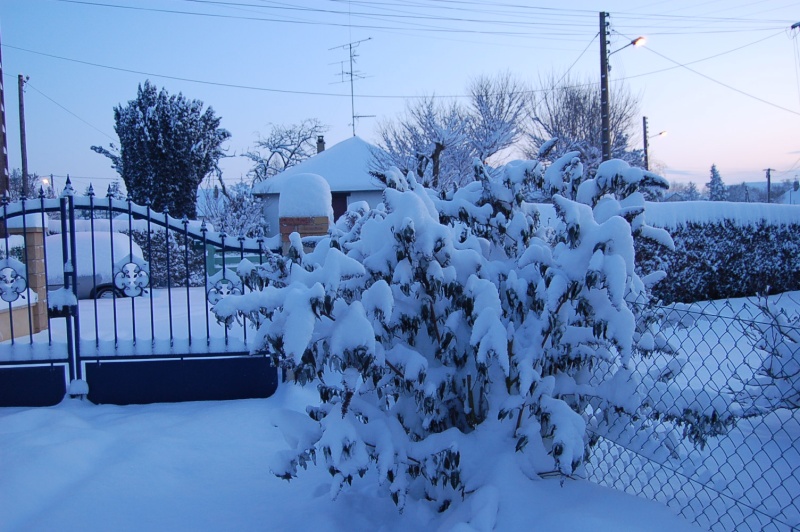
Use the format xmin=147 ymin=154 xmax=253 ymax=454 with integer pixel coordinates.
xmin=252 ymin=136 xmax=385 ymax=238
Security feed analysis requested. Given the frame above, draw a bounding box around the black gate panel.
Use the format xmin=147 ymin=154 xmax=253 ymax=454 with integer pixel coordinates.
xmin=85 ymin=356 xmax=278 ymax=405
xmin=0 ymin=365 xmax=68 ymax=407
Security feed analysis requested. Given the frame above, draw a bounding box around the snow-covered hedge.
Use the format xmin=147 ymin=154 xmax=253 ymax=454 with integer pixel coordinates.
xmin=637 ymin=205 xmax=800 ymax=303
xmin=214 ymin=153 xmax=731 ymax=514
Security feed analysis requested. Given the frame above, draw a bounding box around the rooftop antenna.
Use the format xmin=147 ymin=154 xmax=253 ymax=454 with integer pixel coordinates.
xmin=329 ymin=37 xmax=374 ymax=136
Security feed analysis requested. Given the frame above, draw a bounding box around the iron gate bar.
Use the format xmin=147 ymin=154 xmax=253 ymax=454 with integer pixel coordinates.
xmin=107 ymin=193 xmax=119 ymax=347
xmin=66 ymin=189 xmax=82 ymax=382
xmin=239 ymin=235 xmax=247 ymax=345
xmin=221 ymin=231 xmax=228 ymax=345
xmin=202 ymin=220 xmax=210 ymax=345
xmin=164 ymin=208 xmax=174 ymax=347
xmin=146 ymin=201 xmax=155 ymax=344
xmin=38 ymin=190 xmax=52 ymax=345
xmin=183 ymin=216 xmax=191 ymax=347
xmin=1 ymin=196 xmax=15 ymax=345
xmin=19 ymin=196 xmax=34 ymax=344
xmin=127 ymin=197 xmax=137 ymax=346
xmin=89 ymin=188 xmax=100 ymax=347
xmin=59 ymin=195 xmax=76 ymax=384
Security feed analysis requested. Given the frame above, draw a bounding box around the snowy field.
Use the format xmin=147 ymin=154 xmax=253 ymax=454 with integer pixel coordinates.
xmin=0 ymin=385 xmax=700 ymax=531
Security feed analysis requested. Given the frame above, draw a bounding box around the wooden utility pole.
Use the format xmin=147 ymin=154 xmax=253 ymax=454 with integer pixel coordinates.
xmin=18 ymin=74 xmax=28 ymax=198
xmin=764 ymin=168 xmax=775 ymax=203
xmin=0 ymin=32 xmax=10 ymax=200
xmin=642 ymin=116 xmax=650 ymax=171
xmin=599 ymin=12 xmax=611 ymax=162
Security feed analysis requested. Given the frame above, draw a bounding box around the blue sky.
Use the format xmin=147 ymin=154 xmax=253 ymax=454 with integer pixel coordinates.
xmin=1 ymin=0 xmax=799 ymax=194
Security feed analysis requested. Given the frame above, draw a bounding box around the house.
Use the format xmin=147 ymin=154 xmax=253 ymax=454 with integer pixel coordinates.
xmin=251 ymin=136 xmax=385 ymax=238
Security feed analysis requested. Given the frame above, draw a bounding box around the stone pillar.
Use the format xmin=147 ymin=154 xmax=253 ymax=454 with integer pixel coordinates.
xmin=277 ymin=172 xmax=333 ymax=255
xmin=9 ymin=226 xmax=48 ymax=334
xmin=279 ymin=216 xmax=330 ymax=254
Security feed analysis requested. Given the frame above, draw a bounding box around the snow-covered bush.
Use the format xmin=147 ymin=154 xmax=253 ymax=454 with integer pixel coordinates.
xmin=737 ymin=298 xmax=800 ymax=415
xmin=636 ymin=220 xmax=800 ymax=303
xmin=214 ymin=152 xmax=723 ymax=513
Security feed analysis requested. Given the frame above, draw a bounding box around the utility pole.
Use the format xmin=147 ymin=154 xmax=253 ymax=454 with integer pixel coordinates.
xmin=599 ymin=12 xmax=611 ymax=162
xmin=764 ymin=168 xmax=775 ymax=203
xmin=18 ymin=74 xmax=29 ymax=198
xmin=0 ymin=32 xmax=10 ymax=202
xmin=642 ymin=116 xmax=650 ymax=171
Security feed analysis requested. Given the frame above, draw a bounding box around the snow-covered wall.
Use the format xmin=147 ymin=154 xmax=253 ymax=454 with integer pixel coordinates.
xmin=645 ymin=201 xmax=800 ymax=229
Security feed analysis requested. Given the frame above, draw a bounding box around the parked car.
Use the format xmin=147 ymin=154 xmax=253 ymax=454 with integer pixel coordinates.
xmin=46 ymin=232 xmax=146 ymax=299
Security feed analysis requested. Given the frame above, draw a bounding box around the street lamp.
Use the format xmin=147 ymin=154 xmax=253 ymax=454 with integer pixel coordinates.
xmin=600 ymin=11 xmax=645 ymax=162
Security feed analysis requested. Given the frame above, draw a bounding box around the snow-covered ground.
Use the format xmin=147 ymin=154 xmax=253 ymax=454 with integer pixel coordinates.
xmin=0 ymin=283 xmax=701 ymax=531
xmin=0 ymin=384 xmax=700 ymax=532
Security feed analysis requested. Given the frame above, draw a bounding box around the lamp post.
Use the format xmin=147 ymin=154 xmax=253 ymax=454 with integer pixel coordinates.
xmin=600 ymin=11 xmax=645 ymax=162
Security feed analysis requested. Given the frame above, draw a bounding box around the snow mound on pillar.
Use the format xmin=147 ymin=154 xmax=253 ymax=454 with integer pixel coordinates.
xmin=279 ymin=173 xmax=333 ymax=219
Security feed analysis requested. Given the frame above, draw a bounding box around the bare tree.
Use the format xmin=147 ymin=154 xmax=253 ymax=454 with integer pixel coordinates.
xmin=374 ymin=96 xmax=470 ymax=190
xmin=243 ymin=119 xmax=327 ymax=184
xmin=199 ymin=181 xmax=267 ymax=238
xmin=374 ymin=73 xmax=529 ymax=191
xmin=6 ymin=168 xmax=51 ymax=200
xmin=467 ymin=72 xmax=529 ymax=162
xmin=525 ymin=73 xmax=643 ymax=177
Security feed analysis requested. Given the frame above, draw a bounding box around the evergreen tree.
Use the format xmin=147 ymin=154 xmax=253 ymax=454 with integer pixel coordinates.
xmin=92 ymin=80 xmax=231 ymax=219
xmin=685 ymin=181 xmax=700 ymax=200
xmin=706 ymin=164 xmax=726 ymax=201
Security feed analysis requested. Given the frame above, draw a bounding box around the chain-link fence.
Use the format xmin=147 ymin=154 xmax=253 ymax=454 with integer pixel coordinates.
xmin=586 ymin=291 xmax=800 ymax=531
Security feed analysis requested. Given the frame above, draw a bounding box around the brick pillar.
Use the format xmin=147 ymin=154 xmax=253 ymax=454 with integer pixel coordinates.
xmin=279 ymin=216 xmax=329 ymax=254
xmin=10 ymin=227 xmax=48 ymax=334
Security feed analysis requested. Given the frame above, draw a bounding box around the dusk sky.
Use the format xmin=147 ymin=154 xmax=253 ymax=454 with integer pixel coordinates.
xmin=1 ymin=0 xmax=799 ymax=194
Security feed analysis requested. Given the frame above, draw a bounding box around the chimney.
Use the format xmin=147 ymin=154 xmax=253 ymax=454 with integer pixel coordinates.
xmin=316 ymin=135 xmax=325 ymax=154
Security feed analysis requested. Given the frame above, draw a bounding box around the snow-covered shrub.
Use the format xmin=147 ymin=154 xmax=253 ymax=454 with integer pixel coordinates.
xmin=637 ymin=220 xmax=800 ymax=303
xmin=214 ymin=153 xmax=722 ymax=513
xmin=736 ymin=298 xmax=800 ymax=415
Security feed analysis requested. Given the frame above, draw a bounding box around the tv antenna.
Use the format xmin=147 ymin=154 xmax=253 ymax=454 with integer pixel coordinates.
xmin=330 ymin=37 xmax=374 ymax=136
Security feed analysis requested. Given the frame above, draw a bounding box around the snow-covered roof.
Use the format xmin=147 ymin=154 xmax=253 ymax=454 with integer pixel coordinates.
xmin=251 ymin=136 xmax=385 ymax=195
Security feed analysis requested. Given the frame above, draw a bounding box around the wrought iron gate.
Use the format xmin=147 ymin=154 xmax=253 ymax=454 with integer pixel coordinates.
xmin=0 ymin=181 xmax=280 ymax=406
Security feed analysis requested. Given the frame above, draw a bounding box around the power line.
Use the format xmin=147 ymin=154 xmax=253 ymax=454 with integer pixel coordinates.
xmin=613 ymin=29 xmax=784 ymax=81
xmin=54 ymin=0 xmax=585 ymax=38
xmin=613 ymin=30 xmax=800 ymax=117
xmin=21 ymin=80 xmax=116 ymax=141
xmin=644 ymin=46 xmax=800 ymax=117
xmin=179 ymin=0 xmax=594 ymax=29
xmin=5 ymin=44 xmax=358 ymax=98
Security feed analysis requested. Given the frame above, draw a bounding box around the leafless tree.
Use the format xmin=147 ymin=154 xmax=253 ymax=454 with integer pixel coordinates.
xmin=198 ymin=181 xmax=267 ymax=238
xmin=525 ymin=73 xmax=643 ymax=177
xmin=6 ymin=168 xmax=52 ymax=200
xmin=467 ymin=72 xmax=529 ymax=162
xmin=374 ymin=73 xmax=530 ymax=191
xmin=243 ymin=119 xmax=328 ymax=185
